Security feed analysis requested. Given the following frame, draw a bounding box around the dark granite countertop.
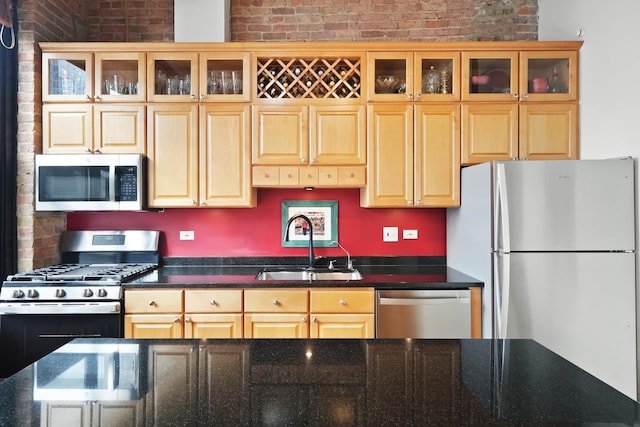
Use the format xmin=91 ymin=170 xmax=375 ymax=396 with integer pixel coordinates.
xmin=125 ymin=256 xmax=483 ymax=289
xmin=0 ymin=338 xmax=637 ymax=426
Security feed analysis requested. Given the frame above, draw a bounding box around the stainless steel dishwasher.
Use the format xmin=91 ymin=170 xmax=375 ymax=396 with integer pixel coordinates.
xmin=376 ymin=290 xmax=471 ymax=338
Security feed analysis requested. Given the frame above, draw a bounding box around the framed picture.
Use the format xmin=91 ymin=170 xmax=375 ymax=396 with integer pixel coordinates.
xmin=282 ymin=200 xmax=338 ymax=247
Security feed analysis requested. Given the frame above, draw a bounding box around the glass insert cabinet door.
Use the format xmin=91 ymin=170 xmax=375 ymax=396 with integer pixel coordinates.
xmin=147 ymin=52 xmax=199 ymax=102
xmin=43 ymin=52 xmax=93 ymax=102
xmin=200 ymin=52 xmax=250 ymax=102
xmin=95 ymin=52 xmax=146 ymax=102
xmin=462 ymin=51 xmax=518 ymax=101
xmin=519 ymin=51 xmax=578 ymax=101
xmin=367 ymin=52 xmax=459 ymax=102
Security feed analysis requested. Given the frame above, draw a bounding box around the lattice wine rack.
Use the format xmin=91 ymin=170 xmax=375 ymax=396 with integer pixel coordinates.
xmin=256 ymin=57 xmax=361 ymax=99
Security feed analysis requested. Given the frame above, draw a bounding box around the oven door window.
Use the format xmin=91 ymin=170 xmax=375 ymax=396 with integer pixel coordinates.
xmin=39 ymin=166 xmax=110 ymax=202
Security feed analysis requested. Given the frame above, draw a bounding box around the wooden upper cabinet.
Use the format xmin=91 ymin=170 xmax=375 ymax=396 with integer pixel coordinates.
xmin=251 ymin=105 xmax=308 ymax=165
xmin=519 ymin=51 xmax=578 ymax=102
xmin=462 ymin=51 xmax=519 ymax=102
xmin=94 ymin=52 xmax=146 ymax=102
xmin=147 ymin=52 xmax=199 ymax=102
xmin=519 ymin=102 xmax=578 ymax=160
xmin=310 ymin=104 xmax=366 ymax=165
xmin=147 ymin=103 xmax=199 ymax=207
xmin=461 ymin=103 xmax=519 ymax=164
xmin=199 ymin=103 xmax=256 ymax=207
xmin=367 ymin=51 xmax=460 ymax=102
xmin=199 ymin=52 xmax=251 ymax=102
xmin=42 ymin=52 xmax=93 ymax=103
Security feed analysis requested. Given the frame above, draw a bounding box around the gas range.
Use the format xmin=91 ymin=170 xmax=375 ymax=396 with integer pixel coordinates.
xmin=0 ymin=230 xmax=160 ymax=313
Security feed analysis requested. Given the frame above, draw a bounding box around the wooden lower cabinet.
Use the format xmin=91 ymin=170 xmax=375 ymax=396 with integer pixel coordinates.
xmin=124 ymin=289 xmax=244 ymax=339
xmin=310 ymin=288 xmax=375 ymax=338
xmin=244 ymin=313 xmax=309 ymax=338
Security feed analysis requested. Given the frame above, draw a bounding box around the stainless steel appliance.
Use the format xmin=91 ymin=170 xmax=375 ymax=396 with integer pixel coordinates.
xmin=376 ymin=290 xmax=471 ymax=338
xmin=35 ymin=154 xmax=146 ymax=211
xmin=447 ymin=159 xmax=637 ymax=399
xmin=0 ymin=230 xmax=159 ymax=377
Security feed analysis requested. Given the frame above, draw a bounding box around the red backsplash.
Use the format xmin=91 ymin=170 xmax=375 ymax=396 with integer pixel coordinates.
xmin=67 ymin=189 xmax=446 ymax=257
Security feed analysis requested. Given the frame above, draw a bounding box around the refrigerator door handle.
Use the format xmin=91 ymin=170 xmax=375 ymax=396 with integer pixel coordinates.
xmin=494 ymin=162 xmax=511 ymax=254
xmin=493 ymin=251 xmax=511 ymax=339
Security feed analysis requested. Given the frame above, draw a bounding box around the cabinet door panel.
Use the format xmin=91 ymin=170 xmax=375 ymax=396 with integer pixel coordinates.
xmin=94 ymin=104 xmax=145 ymax=154
xmin=519 ymin=103 xmax=578 ymax=160
xmin=43 ymin=104 xmax=93 ymax=154
xmin=310 ymin=105 xmax=366 ymax=165
xmin=244 ymin=314 xmax=309 ymax=338
xmin=252 ymin=105 xmax=308 ymax=165
xmin=310 ymin=314 xmax=374 ymax=339
xmin=461 ymin=103 xmax=518 ymax=165
xmin=415 ymin=104 xmax=460 ymax=207
xmin=362 ymin=104 xmax=413 ymax=207
xmin=185 ymin=314 xmax=243 ymax=338
xmin=124 ymin=314 xmax=183 ymax=339
xmin=199 ymin=104 xmax=255 ymax=207
xmin=147 ymin=104 xmax=199 ymax=207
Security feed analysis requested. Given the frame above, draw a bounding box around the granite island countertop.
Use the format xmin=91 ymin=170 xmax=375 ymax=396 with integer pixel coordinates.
xmin=125 ymin=256 xmax=483 ymax=289
xmin=0 ymin=338 xmax=637 ymax=426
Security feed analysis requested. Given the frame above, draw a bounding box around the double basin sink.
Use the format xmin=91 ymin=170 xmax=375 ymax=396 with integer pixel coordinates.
xmin=255 ymin=267 xmax=363 ymax=282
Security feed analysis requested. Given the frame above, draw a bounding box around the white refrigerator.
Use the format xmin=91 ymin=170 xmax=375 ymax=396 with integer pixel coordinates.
xmin=447 ymin=159 xmax=637 ymax=399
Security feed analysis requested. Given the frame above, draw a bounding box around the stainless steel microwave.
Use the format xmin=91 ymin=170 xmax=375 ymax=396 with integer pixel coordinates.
xmin=35 ymin=154 xmax=146 ymax=211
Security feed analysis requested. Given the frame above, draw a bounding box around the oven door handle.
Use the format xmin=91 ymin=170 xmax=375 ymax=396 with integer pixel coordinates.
xmin=37 ymin=333 xmax=104 ymax=339
xmin=0 ymin=301 xmax=121 ymax=315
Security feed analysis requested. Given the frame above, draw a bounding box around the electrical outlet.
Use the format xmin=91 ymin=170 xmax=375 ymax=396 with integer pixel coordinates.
xmin=179 ymin=230 xmax=195 ymax=241
xmin=403 ymin=229 xmax=418 ymax=240
xmin=383 ymin=227 xmax=398 ymax=242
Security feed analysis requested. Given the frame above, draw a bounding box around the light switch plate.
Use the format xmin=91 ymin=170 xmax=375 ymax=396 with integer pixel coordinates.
xmin=403 ymin=229 xmax=418 ymax=239
xmin=179 ymin=230 xmax=195 ymax=240
xmin=383 ymin=227 xmax=398 ymax=242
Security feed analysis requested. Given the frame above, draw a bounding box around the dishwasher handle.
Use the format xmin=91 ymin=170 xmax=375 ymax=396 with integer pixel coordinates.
xmin=377 ymin=290 xmax=470 ymax=306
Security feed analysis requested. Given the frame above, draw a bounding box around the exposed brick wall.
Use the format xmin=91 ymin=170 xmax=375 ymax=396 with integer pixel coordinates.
xmin=230 ymin=0 xmax=537 ymax=42
xmin=88 ymin=0 xmax=174 ymax=41
xmin=14 ymin=0 xmax=88 ymax=270
xmin=14 ymin=0 xmax=538 ymax=271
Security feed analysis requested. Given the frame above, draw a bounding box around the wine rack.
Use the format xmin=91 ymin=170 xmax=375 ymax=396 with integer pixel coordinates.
xmin=256 ymin=57 xmax=361 ymax=99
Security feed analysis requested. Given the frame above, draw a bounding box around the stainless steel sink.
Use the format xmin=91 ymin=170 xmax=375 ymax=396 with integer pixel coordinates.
xmin=255 ymin=268 xmax=363 ymax=281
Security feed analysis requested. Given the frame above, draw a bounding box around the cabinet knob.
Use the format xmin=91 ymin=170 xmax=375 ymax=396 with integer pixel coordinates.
xmin=174 ymin=317 xmax=180 ymax=323
xmin=200 ymin=200 xmax=205 ymax=206
xmin=301 ymin=158 xmax=306 ymax=164
xmin=273 ymin=299 xmax=279 ymax=305
xmin=312 ymin=317 xmax=318 ymax=323
xmin=416 ymin=200 xmax=422 ymax=205
xmin=302 ymin=317 xmax=307 ymax=323
xmin=349 ymin=173 xmax=355 ymax=178
xmin=210 ymin=300 xmax=216 ymax=306
xmin=95 ymin=95 xmax=101 ymax=100
xmin=522 ymin=93 xmax=529 ymax=100
xmin=415 ymin=93 xmax=422 ymax=100
xmin=185 ymin=318 xmax=191 ymax=323
xmin=148 ymin=300 xmax=156 ymax=306
xmin=86 ymin=94 xmax=92 ymax=100
xmin=190 ymin=94 xmax=196 ymax=100
xmin=408 ymin=93 xmax=414 ymax=100
xmin=94 ymin=148 xmax=101 ymax=154
xmin=339 ymin=299 xmax=346 ymax=305
xmin=192 ymin=200 xmax=197 ymax=205
xmin=85 ymin=148 xmax=92 ymax=153
xmin=512 ymin=93 xmax=519 ymax=99
xmin=200 ymin=94 xmax=205 ymax=100
xmin=310 ymin=158 xmax=316 ymax=164
xmin=407 ymin=200 xmax=413 ymax=206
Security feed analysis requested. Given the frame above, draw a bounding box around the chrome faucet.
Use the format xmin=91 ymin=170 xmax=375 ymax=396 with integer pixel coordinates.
xmin=284 ymin=214 xmax=315 ymax=269
xmin=330 ymin=240 xmax=353 ymax=270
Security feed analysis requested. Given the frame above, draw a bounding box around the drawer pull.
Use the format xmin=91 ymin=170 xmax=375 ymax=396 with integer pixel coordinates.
xmin=273 ymin=299 xmax=279 ymax=306
xmin=148 ymin=301 xmax=156 ymax=306
xmin=210 ymin=300 xmax=217 ymax=306
xmin=339 ymin=299 xmax=346 ymax=306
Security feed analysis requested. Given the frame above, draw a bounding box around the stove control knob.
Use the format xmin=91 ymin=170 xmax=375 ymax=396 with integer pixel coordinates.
xmin=55 ymin=289 xmax=66 ymax=298
xmin=13 ymin=290 xmax=25 ymax=298
xmin=27 ymin=289 xmax=39 ymax=298
xmin=97 ymin=289 xmax=108 ymax=297
xmin=83 ymin=289 xmax=94 ymax=298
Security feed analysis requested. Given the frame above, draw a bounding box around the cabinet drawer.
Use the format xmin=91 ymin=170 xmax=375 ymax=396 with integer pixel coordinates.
xmin=125 ymin=289 xmax=183 ymax=313
xmin=310 ymin=288 xmax=374 ymax=313
xmin=184 ymin=289 xmax=243 ymax=313
xmin=252 ymin=166 xmax=280 ymax=186
xmin=338 ymin=166 xmax=366 ymax=186
xmin=244 ymin=289 xmax=308 ymax=312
